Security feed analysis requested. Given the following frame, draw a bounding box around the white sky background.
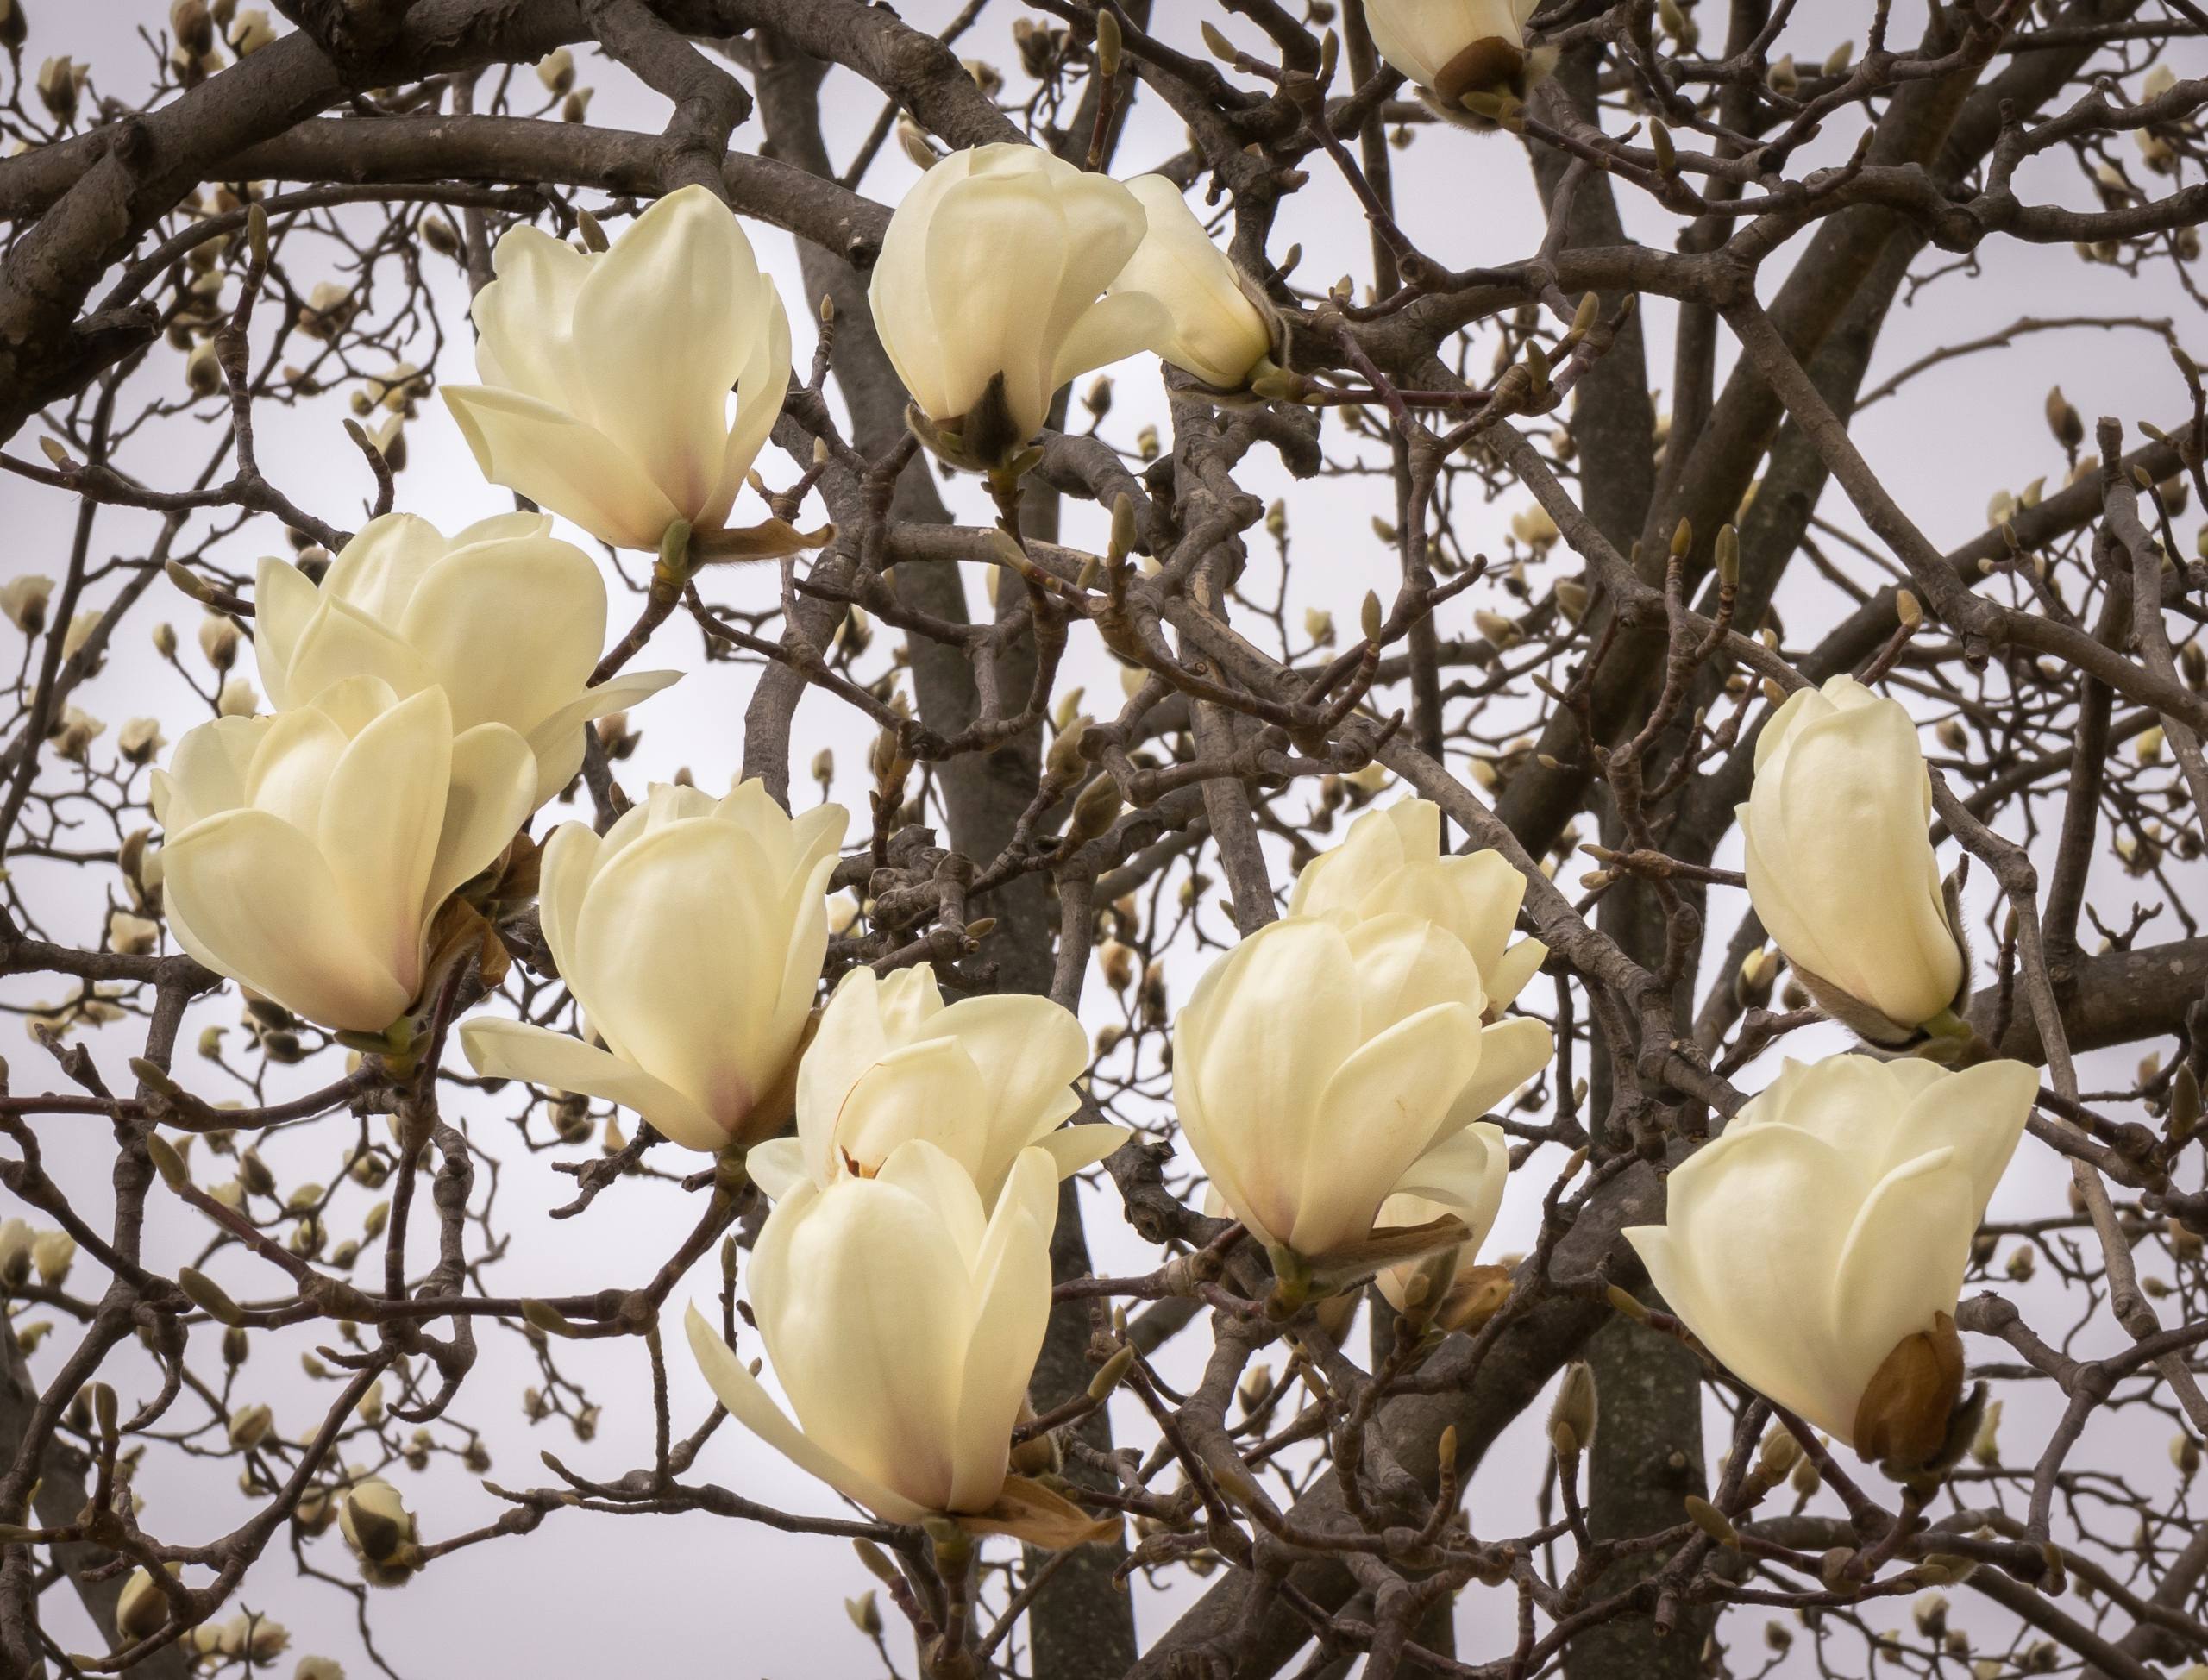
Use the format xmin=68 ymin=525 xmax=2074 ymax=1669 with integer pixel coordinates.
xmin=3 ymin=2 xmax=2208 ymax=1675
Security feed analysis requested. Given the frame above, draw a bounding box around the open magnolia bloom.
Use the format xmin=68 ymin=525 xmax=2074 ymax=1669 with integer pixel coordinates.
xmin=1371 ymin=1120 xmax=1512 ymax=1329
xmin=254 ymin=512 xmax=677 ymax=806
xmin=869 ymin=143 xmax=1172 ymax=472
xmin=1740 ymin=675 xmax=1968 ymax=1044
xmin=442 ymin=185 xmax=799 ymax=555
xmin=152 ymin=679 xmax=535 ymax=1033
xmin=687 ymin=1142 xmax=1107 ymax=1542
xmin=1625 ymin=1055 xmax=2036 ymax=1470
xmin=1108 ymin=175 xmax=1276 ymax=392
xmin=1364 ymin=0 xmax=1551 ymax=110
xmin=460 ymin=782 xmax=845 ymax=1154
xmin=1175 ymin=912 xmax=1491 ymax=1269
xmin=1289 ymin=797 xmax=1553 ymax=1123
xmin=747 ymin=964 xmax=1126 ymax=1208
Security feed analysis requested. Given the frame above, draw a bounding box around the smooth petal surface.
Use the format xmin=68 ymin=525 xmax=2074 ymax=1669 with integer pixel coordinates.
xmin=1294 ymin=1001 xmax=1481 ymax=1255
xmin=160 ymin=810 xmax=408 ymax=1031
xmin=1742 ymin=675 xmax=1963 ymax=1030
xmin=1625 ymin=1053 xmax=2034 ymax=1451
xmin=1112 ymin=175 xmax=1271 ymax=387
xmin=425 ymin=722 xmax=536 ymax=911
xmin=1446 ymin=1014 xmax=1554 ymax=1124
xmin=316 ymin=686 xmax=449 ymax=992
xmin=683 ymin=1301 xmax=928 ymax=1523
xmin=568 ymin=185 xmax=760 ymax=523
xmin=872 ymin=144 xmax=1153 ymax=440
xmin=1364 ymin=0 xmax=1532 ymax=85
xmin=757 ymin=1150 xmax=974 ymax=1514
xmin=948 ymin=1147 xmax=1056 ymax=1511
xmin=444 ymin=385 xmax=678 ymax=551
xmin=461 ymin=1019 xmax=722 ymax=1150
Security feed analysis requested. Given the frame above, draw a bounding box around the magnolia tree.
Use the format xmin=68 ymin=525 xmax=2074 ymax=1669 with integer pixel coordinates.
xmin=4 ymin=1 xmax=2208 ymax=1677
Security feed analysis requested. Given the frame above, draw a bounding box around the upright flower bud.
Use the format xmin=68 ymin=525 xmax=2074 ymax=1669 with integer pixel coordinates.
xmin=869 ymin=145 xmax=1171 ymax=471
xmin=443 ymin=186 xmax=798 ymax=555
xmin=1738 ymin=675 xmax=1968 ymax=1043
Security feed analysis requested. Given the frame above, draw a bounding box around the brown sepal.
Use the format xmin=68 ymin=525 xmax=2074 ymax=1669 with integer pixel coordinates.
xmin=960 ymin=1476 xmax=1121 ymax=1550
xmin=1853 ymin=1312 xmax=1965 ymax=1471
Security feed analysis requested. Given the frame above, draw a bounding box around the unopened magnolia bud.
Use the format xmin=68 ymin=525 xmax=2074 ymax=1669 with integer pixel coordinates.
xmin=1547 ymin=1361 xmax=1596 ymax=1457
xmin=116 ymin=1568 xmax=172 ymax=1641
xmin=1684 ymin=1495 xmax=1740 ymax=1548
xmin=228 ymin=1401 xmax=273 ymax=1448
xmin=1099 ymin=941 xmax=1137 ymax=994
xmin=198 ymin=611 xmax=239 ymax=670
xmin=537 ymin=47 xmax=574 ymax=93
xmin=1063 ymin=774 xmax=1122 ymax=853
xmin=846 ymin=1591 xmax=883 ymax=1637
xmin=2046 ymin=386 xmax=2084 ymax=451
xmin=185 ymin=338 xmax=223 ymax=397
xmin=1754 ymin=1424 xmax=1801 ymax=1483
xmin=1360 ymin=591 xmax=1383 ymax=643
xmin=1896 ymin=589 xmax=1923 ymax=629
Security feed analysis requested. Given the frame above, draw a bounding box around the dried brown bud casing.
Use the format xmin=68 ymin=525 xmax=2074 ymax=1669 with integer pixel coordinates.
xmin=1853 ymin=1312 xmax=1964 ymax=1470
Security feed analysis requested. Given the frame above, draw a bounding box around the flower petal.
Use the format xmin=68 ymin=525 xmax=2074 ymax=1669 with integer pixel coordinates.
xmin=683 ymin=1301 xmax=929 ymax=1523
xmin=160 ymin=809 xmax=407 ymax=1031
xmin=443 ymin=385 xmax=678 ymax=551
xmin=568 ymin=185 xmax=763 ymax=523
xmin=425 ymin=722 xmax=536 ymax=911
xmin=461 ymin=1019 xmax=722 ymax=1151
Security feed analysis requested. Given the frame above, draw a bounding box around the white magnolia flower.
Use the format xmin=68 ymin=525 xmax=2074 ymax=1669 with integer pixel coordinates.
xmin=1176 ymin=799 xmax=1550 ymax=1263
xmin=461 ymin=783 xmax=847 ymax=1153
xmin=1364 ymin=0 xmax=1544 ymax=101
xmin=1740 ymin=675 xmax=1966 ymax=1038
xmin=153 ymin=679 xmax=536 ymax=1032
xmin=869 ymin=144 xmax=1171 ymax=466
xmin=686 ymin=1140 xmax=1056 ymax=1521
xmin=1108 ymin=175 xmax=1273 ymax=390
xmin=1626 ymin=1055 xmax=2036 ymax=1460
xmin=444 ymin=185 xmax=792 ymax=551
xmin=1289 ymin=798 xmax=1553 ymax=1120
xmin=254 ymin=512 xmax=677 ymax=806
xmin=748 ymin=964 xmax=1126 ymax=1207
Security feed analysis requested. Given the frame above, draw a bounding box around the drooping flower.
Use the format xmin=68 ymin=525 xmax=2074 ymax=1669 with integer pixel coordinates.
xmin=1625 ymin=1055 xmax=2036 ymax=1467
xmin=1108 ymin=175 xmax=1275 ymax=391
xmin=1364 ymin=0 xmax=1550 ymax=109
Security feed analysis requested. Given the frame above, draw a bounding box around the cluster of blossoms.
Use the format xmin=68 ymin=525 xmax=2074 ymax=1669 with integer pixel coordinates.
xmin=136 ymin=91 xmax=2042 ymax=1570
